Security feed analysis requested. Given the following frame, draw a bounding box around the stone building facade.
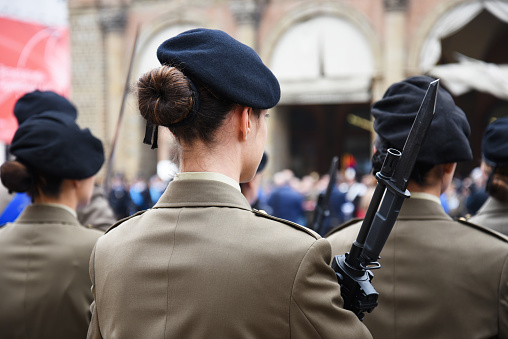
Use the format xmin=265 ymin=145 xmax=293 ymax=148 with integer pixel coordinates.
xmin=68 ymin=0 xmax=508 ymax=181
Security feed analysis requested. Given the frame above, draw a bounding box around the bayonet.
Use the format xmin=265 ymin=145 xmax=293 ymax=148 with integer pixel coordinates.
xmin=332 ymin=79 xmax=439 ymax=320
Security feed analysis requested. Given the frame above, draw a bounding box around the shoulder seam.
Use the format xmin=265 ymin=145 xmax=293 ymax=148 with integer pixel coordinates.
xmin=252 ymin=209 xmax=319 ymax=239
xmin=324 ymin=218 xmax=363 ymax=237
xmin=457 ymin=217 xmax=508 ymax=243
xmin=105 ymin=210 xmax=148 ymax=234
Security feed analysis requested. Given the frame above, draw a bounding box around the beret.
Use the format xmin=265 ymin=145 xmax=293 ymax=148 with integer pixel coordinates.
xmin=482 ymin=116 xmax=508 ymax=167
xmin=14 ymin=90 xmax=77 ymax=124
xmin=372 ymin=75 xmax=472 ymax=165
xmin=157 ymin=28 xmax=280 ymax=110
xmin=9 ymin=91 xmax=104 ymax=180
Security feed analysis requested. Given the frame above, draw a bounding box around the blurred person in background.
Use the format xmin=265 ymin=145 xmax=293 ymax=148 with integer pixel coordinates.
xmin=468 ymin=117 xmax=508 ymax=235
xmin=108 ymin=173 xmax=135 ymax=219
xmin=465 ymin=166 xmax=489 ymax=216
xmin=267 ymin=169 xmax=306 ymax=225
xmin=148 ymin=174 xmax=167 ymax=206
xmin=338 ymin=167 xmax=367 ymax=219
xmin=129 ymin=176 xmax=152 ymax=212
xmin=0 ymin=90 xmax=105 ymax=338
xmin=439 ymin=178 xmax=467 ymax=218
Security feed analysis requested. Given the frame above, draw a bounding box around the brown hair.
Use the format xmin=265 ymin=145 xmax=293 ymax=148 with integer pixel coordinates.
xmin=137 ymin=65 xmax=243 ymax=146
xmin=1 ymin=160 xmax=63 ymax=200
xmin=487 ymin=165 xmax=508 ymax=202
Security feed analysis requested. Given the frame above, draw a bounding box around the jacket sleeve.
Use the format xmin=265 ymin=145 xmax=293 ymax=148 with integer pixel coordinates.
xmin=290 ymin=238 xmax=372 ymax=339
xmin=87 ymin=243 xmax=103 ymax=339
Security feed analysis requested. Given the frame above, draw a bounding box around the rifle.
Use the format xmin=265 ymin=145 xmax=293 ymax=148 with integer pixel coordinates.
xmin=311 ymin=156 xmax=339 ymax=235
xmin=332 ymin=79 xmax=439 ymax=321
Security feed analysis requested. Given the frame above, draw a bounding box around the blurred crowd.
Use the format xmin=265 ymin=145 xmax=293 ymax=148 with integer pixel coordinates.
xmin=102 ymin=163 xmax=489 ymax=236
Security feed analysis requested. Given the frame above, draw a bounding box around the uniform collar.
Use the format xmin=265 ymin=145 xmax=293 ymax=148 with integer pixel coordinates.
xmin=397 ymin=196 xmax=452 ymax=221
xmin=155 ymin=179 xmax=251 ymax=211
xmin=15 ymin=204 xmax=81 ymax=226
xmin=409 ymin=192 xmax=442 ymax=205
xmin=173 ymin=172 xmax=241 ymax=192
xmin=35 ymin=202 xmax=78 ymax=218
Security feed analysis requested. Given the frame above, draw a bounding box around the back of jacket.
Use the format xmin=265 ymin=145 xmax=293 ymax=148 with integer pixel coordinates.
xmin=327 ymin=198 xmax=508 ymax=339
xmin=88 ymin=179 xmax=371 ymax=339
xmin=0 ymin=204 xmax=102 ymax=339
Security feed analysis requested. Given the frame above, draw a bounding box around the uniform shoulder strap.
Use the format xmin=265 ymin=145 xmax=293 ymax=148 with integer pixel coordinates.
xmin=252 ymin=208 xmax=319 ymax=239
xmin=105 ymin=210 xmax=148 ymax=234
xmin=457 ymin=217 xmax=508 ymax=243
xmin=324 ymin=218 xmax=363 ymax=237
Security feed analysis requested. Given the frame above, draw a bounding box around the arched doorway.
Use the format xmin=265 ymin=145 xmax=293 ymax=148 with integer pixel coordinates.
xmin=268 ymin=15 xmax=377 ymax=176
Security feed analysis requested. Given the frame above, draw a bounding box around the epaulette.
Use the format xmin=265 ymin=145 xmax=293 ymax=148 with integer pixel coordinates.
xmin=324 ymin=218 xmax=363 ymax=238
xmin=105 ymin=210 xmax=148 ymax=234
xmin=457 ymin=217 xmax=508 ymax=243
xmin=252 ymin=208 xmax=320 ymax=239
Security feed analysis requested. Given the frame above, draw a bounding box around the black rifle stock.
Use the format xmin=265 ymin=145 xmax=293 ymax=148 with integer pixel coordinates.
xmin=311 ymin=156 xmax=339 ymax=235
xmin=332 ymin=79 xmax=440 ymax=321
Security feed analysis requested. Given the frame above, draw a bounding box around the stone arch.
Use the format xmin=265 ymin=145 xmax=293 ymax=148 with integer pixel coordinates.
xmin=260 ymin=2 xmax=382 ymax=101
xmin=133 ymin=17 xmax=202 ymax=81
xmin=258 ymin=3 xmax=381 ymax=174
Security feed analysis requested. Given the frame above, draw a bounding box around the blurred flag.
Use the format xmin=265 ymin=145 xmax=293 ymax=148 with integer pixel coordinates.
xmin=0 ymin=0 xmax=70 ymax=143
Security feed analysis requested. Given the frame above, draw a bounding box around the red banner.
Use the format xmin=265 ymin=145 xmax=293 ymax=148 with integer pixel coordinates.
xmin=0 ymin=16 xmax=70 ymax=143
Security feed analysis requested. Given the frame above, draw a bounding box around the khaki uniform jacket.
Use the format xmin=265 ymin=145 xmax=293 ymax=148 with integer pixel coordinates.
xmin=327 ymin=197 xmax=508 ymax=339
xmin=0 ymin=204 xmax=102 ymax=339
xmin=87 ymin=179 xmax=371 ymax=339
xmin=469 ymin=197 xmax=508 ymax=236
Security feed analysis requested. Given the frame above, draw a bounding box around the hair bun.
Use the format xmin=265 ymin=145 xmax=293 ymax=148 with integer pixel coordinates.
xmin=0 ymin=161 xmax=34 ymax=193
xmin=137 ymin=66 xmax=194 ymax=127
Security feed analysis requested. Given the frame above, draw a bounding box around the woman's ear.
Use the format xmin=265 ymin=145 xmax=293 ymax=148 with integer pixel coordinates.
xmin=70 ymin=179 xmax=80 ymax=190
xmin=239 ymin=106 xmax=251 ymax=141
xmin=442 ymin=162 xmax=457 ymax=175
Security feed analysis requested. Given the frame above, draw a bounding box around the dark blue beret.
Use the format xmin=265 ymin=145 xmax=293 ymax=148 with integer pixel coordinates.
xmin=372 ymin=75 xmax=472 ymax=165
xmin=9 ymin=91 xmax=104 ymax=180
xmin=156 ymin=28 xmax=280 ymax=110
xmin=14 ymin=90 xmax=77 ymax=124
xmin=482 ymin=116 xmax=508 ymax=167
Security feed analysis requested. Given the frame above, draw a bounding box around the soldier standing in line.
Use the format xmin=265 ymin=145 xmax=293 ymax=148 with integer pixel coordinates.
xmin=469 ymin=116 xmax=508 ymax=235
xmin=327 ymin=76 xmax=508 ymax=339
xmin=0 ymin=90 xmax=105 ymax=338
xmin=86 ymin=28 xmax=371 ymax=339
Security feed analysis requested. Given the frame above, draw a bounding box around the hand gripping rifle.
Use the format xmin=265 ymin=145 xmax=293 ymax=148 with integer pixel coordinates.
xmin=311 ymin=156 xmax=339 ymax=236
xmin=332 ymin=79 xmax=440 ymax=321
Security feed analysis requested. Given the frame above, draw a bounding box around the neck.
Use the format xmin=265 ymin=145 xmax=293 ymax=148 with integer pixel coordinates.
xmin=406 ymin=163 xmax=456 ymax=197
xmin=179 ymin=141 xmax=242 ymax=183
xmin=33 ymin=180 xmax=78 ymax=211
xmin=406 ymin=182 xmax=442 ymax=198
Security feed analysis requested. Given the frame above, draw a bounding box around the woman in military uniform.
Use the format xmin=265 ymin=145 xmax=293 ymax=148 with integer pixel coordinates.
xmin=0 ymin=90 xmax=105 ymax=338
xmin=469 ymin=116 xmax=508 ymax=235
xmin=86 ymin=28 xmax=371 ymax=339
xmin=327 ymin=76 xmax=508 ymax=339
